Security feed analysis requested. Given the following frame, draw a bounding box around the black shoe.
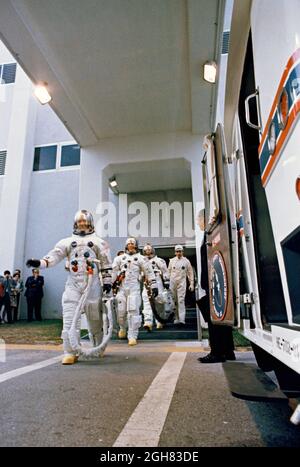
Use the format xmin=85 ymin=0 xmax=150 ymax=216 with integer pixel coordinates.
xmin=197 ymin=353 xmax=225 ymax=363
xmin=225 ymin=352 xmax=236 ymax=361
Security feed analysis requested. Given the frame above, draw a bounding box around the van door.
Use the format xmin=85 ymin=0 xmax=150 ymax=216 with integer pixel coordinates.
xmin=202 ymin=124 xmax=238 ymax=326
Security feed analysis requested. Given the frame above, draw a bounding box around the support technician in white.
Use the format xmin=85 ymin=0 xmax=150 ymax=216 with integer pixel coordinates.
xmin=112 ymin=238 xmax=158 ymax=346
xmin=142 ymin=243 xmax=170 ymax=331
xmin=168 ymin=245 xmax=194 ymax=325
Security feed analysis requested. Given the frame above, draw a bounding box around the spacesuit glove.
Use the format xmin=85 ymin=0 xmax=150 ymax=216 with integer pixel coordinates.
xmin=103 ymin=283 xmax=112 ymax=294
xmin=152 ymin=287 xmax=159 ymax=298
xmin=26 ymin=259 xmax=41 ymax=268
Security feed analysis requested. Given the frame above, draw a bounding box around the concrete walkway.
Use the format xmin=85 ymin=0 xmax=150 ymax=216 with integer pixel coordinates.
xmin=0 ymin=341 xmax=299 ymax=447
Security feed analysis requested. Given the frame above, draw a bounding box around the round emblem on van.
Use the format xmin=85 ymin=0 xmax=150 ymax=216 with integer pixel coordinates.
xmin=210 ymin=251 xmax=227 ymax=319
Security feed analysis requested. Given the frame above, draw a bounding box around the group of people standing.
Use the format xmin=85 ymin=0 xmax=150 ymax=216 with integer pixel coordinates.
xmin=0 ymin=269 xmax=23 ymax=324
xmin=26 ymin=210 xmax=196 ymax=364
xmin=0 ymin=268 xmax=44 ymax=323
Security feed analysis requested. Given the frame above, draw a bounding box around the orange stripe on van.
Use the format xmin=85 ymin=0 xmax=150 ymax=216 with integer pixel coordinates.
xmin=261 ymin=99 xmax=300 ymax=186
xmin=258 ymin=48 xmax=300 ymax=155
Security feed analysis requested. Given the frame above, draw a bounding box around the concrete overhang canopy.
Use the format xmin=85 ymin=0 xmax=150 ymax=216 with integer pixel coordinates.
xmin=105 ymin=158 xmax=191 ymax=193
xmin=0 ymin=0 xmax=224 ymax=146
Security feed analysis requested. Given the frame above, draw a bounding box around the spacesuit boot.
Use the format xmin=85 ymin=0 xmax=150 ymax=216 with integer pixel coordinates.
xmin=118 ymin=329 xmax=127 ymax=339
xmin=61 ymin=328 xmax=80 ymax=365
xmin=128 ymin=338 xmax=137 ymax=346
xmin=62 ymin=354 xmax=79 ymax=365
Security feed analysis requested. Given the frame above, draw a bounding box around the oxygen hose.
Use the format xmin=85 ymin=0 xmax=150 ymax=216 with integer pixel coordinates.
xmin=68 ymin=263 xmax=115 ymax=359
xmin=68 ymin=270 xmax=93 ymax=352
xmin=82 ymin=293 xmax=116 ymax=359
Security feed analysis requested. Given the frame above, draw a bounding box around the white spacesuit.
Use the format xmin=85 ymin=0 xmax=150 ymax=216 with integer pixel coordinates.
xmin=168 ymin=245 xmax=194 ymax=325
xmin=112 ymin=238 xmax=157 ymax=346
xmin=142 ymin=244 xmax=170 ymax=331
xmin=26 ymin=210 xmax=112 ymax=364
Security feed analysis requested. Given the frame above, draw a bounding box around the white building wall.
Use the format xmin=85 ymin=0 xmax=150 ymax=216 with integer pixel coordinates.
xmin=0 ymin=177 xmax=4 ymax=203
xmin=0 ymin=67 xmax=38 ymax=273
xmin=0 ymin=86 xmax=14 ymax=148
xmin=0 ymin=42 xmax=15 ymax=147
xmin=34 ymin=103 xmax=75 ymax=146
xmin=0 ymin=41 xmax=14 ymax=62
xmin=0 ymin=40 xmax=80 ymax=319
xmin=19 ymin=86 xmax=79 ymax=319
xmin=20 ymin=169 xmax=80 ymax=319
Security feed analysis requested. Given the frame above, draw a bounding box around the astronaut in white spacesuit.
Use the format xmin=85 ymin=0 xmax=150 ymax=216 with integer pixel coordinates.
xmin=168 ymin=245 xmax=194 ymax=325
xmin=142 ymin=243 xmax=170 ymax=331
xmin=26 ymin=210 xmax=112 ymax=364
xmin=112 ymin=238 xmax=158 ymax=346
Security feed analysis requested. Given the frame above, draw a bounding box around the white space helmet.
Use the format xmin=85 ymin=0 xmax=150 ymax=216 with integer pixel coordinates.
xmin=125 ymin=237 xmax=139 ymax=253
xmin=143 ymin=243 xmax=155 ymax=258
xmin=175 ymin=244 xmax=183 ymax=252
xmin=73 ymin=209 xmax=95 ymax=235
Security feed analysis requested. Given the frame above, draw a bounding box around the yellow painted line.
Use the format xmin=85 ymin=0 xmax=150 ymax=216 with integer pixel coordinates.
xmin=3 ymin=343 xmax=206 ymax=353
xmin=107 ymin=346 xmax=209 ymax=353
xmin=3 ymin=343 xmax=205 ymax=352
xmin=3 ymin=343 xmax=251 ymax=353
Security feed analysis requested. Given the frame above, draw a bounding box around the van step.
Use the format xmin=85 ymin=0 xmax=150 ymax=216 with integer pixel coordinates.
xmin=223 ymin=362 xmax=287 ymax=401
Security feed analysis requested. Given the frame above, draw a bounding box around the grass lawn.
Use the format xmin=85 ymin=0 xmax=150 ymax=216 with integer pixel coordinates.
xmin=0 ymin=320 xmax=63 ymax=345
xmin=0 ymin=320 xmax=251 ymax=347
xmin=232 ymin=329 xmax=251 ymax=347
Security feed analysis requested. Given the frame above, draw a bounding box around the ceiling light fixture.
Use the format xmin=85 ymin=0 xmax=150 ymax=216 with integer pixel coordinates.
xmin=34 ymin=83 xmax=52 ymax=104
xmin=203 ymin=61 xmax=217 ymax=83
xmin=109 ymin=177 xmax=118 ymax=188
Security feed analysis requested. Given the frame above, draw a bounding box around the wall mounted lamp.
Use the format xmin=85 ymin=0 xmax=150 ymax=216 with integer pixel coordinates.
xmin=34 ymin=82 xmax=52 ymax=104
xmin=109 ymin=177 xmax=118 ymax=188
xmin=203 ymin=61 xmax=217 ymax=83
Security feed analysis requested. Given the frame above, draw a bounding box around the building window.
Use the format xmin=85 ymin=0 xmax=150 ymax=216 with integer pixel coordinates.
xmin=221 ymin=31 xmax=230 ymax=55
xmin=33 ymin=145 xmax=57 ymax=171
xmin=0 ymin=63 xmax=17 ymax=84
xmin=60 ymin=144 xmax=81 ymax=167
xmin=0 ymin=150 xmax=7 ymax=175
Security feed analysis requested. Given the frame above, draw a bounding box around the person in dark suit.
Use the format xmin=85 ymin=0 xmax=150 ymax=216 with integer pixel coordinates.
xmin=196 ymin=210 xmax=235 ymax=363
xmin=25 ymin=269 xmax=44 ymax=322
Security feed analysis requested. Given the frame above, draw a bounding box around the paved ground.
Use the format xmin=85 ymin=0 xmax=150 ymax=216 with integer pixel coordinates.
xmin=0 ymin=340 xmax=299 ymax=447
